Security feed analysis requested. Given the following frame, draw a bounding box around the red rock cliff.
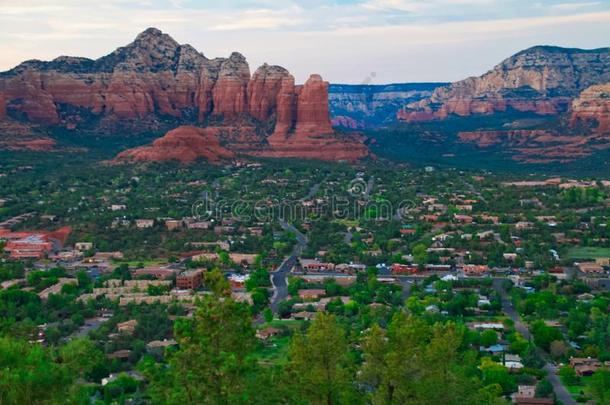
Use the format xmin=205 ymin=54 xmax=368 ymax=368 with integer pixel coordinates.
xmin=570 ymin=83 xmax=610 ymax=133
xmin=400 ymin=46 xmax=610 ymax=122
xmin=0 ymin=28 xmax=369 ymax=162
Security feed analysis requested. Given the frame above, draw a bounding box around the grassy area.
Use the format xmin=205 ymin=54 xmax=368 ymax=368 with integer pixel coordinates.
xmin=567 ymin=247 xmax=610 ymax=260
xmin=255 ymin=336 xmax=292 ymax=366
xmin=254 ymin=320 xmax=306 ymax=366
xmin=112 ymin=259 xmax=172 ymax=267
xmin=565 ymin=376 xmax=593 ymax=402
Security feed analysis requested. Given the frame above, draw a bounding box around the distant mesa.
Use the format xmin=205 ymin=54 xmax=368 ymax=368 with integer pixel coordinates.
xmin=0 ymin=27 xmax=369 ymax=163
xmin=399 ymin=46 xmax=610 ymax=123
xmin=396 ymin=45 xmax=610 ymax=164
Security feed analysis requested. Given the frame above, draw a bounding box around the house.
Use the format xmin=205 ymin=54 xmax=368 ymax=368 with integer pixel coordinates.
xmin=135 ymin=219 xmax=154 ymax=229
xmin=247 ymin=227 xmax=264 ymax=236
xmin=454 ymin=214 xmax=473 ymax=224
xmin=335 ymin=263 xmax=366 ymax=273
xmin=504 ymin=354 xmax=524 ymax=370
xmin=110 ymin=204 xmax=126 ymax=211
xmin=214 ymin=226 xmax=235 ymax=235
xmin=462 ymin=264 xmax=489 ymax=276
xmin=256 ymin=327 xmax=282 ymax=340
xmin=300 ymin=259 xmax=335 ymax=272
xmin=514 ymin=385 xmax=536 ymax=399
xmin=292 ymin=311 xmax=316 ymax=321
xmin=229 ymin=253 xmax=258 ymax=266
xmin=132 ymin=267 xmax=176 ymax=280
xmin=469 ymin=322 xmax=504 ymax=331
xmin=147 ymin=339 xmax=177 ymax=350
xmin=75 ymin=242 xmax=93 ymax=252
xmin=577 ymin=262 xmax=605 ymax=275
xmin=4 ymin=234 xmax=54 ymax=259
xmin=391 ymin=263 xmax=419 ymax=274
xmin=515 ymin=221 xmax=534 ymax=230
xmin=570 ymin=357 xmax=609 ymax=376
xmin=94 ymin=251 xmax=124 ymax=260
xmin=577 ymin=293 xmax=595 ymax=302
xmin=503 ymin=253 xmax=518 ymax=262
xmin=187 ymin=221 xmax=211 ymax=230
xmin=480 ymin=344 xmax=505 ymax=354
xmin=38 ymin=278 xmax=78 ymax=300
xmin=229 ymin=274 xmax=249 ymax=289
xmin=107 ymin=349 xmax=132 ymax=361
xmin=165 ymin=219 xmax=183 ymax=230
xmin=176 ymin=270 xmax=203 ymax=290
xmin=117 ymin=319 xmax=138 ymax=335
xmin=298 ymin=289 xmax=326 ymax=300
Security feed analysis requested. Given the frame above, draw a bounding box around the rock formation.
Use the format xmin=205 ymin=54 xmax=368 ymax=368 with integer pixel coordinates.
xmin=116 ymin=126 xmax=234 ymax=164
xmin=570 ymin=83 xmax=610 ymax=134
xmin=0 ymin=92 xmax=6 ymax=120
xmin=118 ymin=74 xmax=370 ymax=163
xmin=400 ymin=46 xmax=610 ymax=122
xmin=329 ymin=83 xmax=444 ymax=129
xmin=0 ymin=28 xmax=369 ymax=162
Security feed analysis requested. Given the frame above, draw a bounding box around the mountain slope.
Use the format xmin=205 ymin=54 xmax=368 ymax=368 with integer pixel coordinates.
xmin=329 ymin=83 xmax=446 ymax=129
xmin=0 ymin=28 xmax=369 ymax=162
xmin=399 ymin=46 xmax=610 ymax=122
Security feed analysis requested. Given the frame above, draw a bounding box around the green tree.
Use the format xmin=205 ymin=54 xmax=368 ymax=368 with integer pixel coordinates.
xmin=0 ymin=337 xmax=72 ymax=404
xmin=143 ymin=290 xmax=260 ymax=404
xmin=558 ymin=366 xmax=579 ymax=386
xmin=535 ymin=378 xmax=554 ymax=399
xmin=481 ymin=330 xmax=499 ymax=347
xmin=287 ymin=313 xmax=356 ymax=405
xmin=59 ymin=338 xmax=107 ymax=381
xmin=360 ymin=313 xmax=503 ymax=404
xmin=412 ymin=243 xmax=428 ymax=265
xmin=590 ymin=368 xmax=610 ymax=405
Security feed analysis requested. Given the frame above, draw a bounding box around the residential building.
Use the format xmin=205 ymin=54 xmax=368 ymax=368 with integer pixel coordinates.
xmin=176 ymin=270 xmax=203 ymax=290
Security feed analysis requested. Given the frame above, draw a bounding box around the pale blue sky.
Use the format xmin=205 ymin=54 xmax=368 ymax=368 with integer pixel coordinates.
xmin=1 ymin=0 xmax=609 ymax=83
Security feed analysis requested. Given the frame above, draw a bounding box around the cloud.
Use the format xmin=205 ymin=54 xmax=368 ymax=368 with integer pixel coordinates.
xmin=0 ymin=0 xmax=609 ymax=82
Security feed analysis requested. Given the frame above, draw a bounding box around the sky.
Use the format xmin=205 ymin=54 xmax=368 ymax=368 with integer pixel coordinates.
xmin=1 ymin=0 xmax=609 ymax=84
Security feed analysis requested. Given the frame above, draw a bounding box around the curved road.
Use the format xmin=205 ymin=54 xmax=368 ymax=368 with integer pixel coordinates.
xmin=492 ymin=279 xmax=575 ymax=405
xmin=270 ymin=218 xmax=307 ymax=314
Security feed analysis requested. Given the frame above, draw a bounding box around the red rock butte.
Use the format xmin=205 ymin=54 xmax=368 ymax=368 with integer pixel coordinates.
xmin=0 ymin=27 xmax=369 ymax=163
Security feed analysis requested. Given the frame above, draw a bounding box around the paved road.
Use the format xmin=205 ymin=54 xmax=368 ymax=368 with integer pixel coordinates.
xmin=66 ymin=317 xmax=109 ymax=341
xmin=270 ymin=219 xmax=308 ymax=314
xmin=492 ymin=279 xmax=576 ymax=405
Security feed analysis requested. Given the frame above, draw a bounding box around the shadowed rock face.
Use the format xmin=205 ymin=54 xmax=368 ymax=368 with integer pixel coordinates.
xmin=399 ymin=46 xmax=610 ymax=122
xmin=570 ymin=83 xmax=610 ymax=134
xmin=0 ymin=27 xmax=369 ymax=162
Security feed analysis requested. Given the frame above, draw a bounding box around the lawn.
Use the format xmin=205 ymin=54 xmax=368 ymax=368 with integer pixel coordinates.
xmin=254 ymin=319 xmax=305 ymax=366
xmin=567 ymin=247 xmax=610 ymax=260
xmin=565 ymin=376 xmax=594 ymax=402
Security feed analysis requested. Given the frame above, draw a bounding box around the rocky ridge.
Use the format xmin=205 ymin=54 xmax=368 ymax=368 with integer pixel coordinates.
xmin=0 ymin=28 xmax=369 ymax=162
xmin=399 ymin=46 xmax=610 ymax=122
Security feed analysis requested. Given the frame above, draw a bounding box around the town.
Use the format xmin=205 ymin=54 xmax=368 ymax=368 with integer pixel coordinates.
xmin=1 ymin=154 xmax=609 ymax=404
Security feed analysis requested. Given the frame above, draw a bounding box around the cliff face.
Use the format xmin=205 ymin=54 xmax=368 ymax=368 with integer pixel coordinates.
xmin=118 ymin=74 xmax=370 ymax=163
xmin=399 ymin=46 xmax=610 ymax=122
xmin=329 ymin=83 xmax=445 ymax=129
xmin=0 ymin=29 xmax=247 ymax=126
xmin=0 ymin=28 xmax=369 ymax=162
xmin=570 ymin=83 xmax=610 ymax=133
